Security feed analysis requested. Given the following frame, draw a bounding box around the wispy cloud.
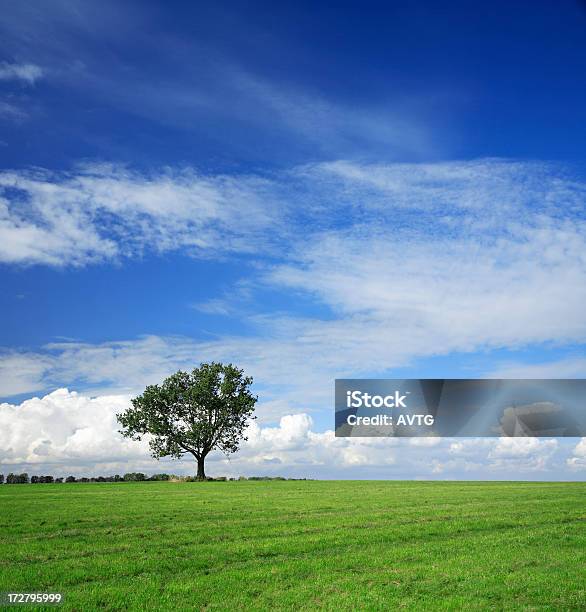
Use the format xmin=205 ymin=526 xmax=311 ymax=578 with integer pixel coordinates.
xmin=488 ymin=357 xmax=586 ymax=379
xmin=0 ymin=351 xmax=53 ymax=396
xmin=0 ymin=99 xmax=27 ymax=120
xmin=221 ymin=71 xmax=436 ymax=158
xmin=0 ymin=163 xmax=283 ymax=266
xmin=193 ymin=299 xmax=234 ymax=316
xmin=0 ymin=2 xmax=444 ymax=160
xmin=0 ymin=62 xmax=43 ymax=84
xmin=2 ymin=159 xmax=586 ymax=423
xmin=2 ymin=158 xmax=585 ymax=268
xmin=0 ymin=63 xmax=43 ymax=121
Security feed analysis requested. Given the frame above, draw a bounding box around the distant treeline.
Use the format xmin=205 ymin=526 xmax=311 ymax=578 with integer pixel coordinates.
xmin=0 ymin=473 xmax=307 ymax=484
xmin=0 ymin=472 xmax=170 ymax=484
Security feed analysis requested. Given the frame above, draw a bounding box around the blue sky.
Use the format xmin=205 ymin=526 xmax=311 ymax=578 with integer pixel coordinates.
xmin=1 ymin=1 xmax=586 ymax=479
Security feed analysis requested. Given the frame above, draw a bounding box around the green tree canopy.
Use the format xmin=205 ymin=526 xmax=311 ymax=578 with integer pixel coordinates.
xmin=117 ymin=362 xmax=257 ymax=479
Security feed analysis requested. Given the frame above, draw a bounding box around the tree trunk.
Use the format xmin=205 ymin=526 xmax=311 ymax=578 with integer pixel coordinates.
xmin=196 ymin=455 xmax=207 ymax=480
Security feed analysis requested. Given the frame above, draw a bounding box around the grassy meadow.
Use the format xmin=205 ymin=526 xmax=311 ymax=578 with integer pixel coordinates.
xmin=1 ymin=480 xmax=585 ymax=610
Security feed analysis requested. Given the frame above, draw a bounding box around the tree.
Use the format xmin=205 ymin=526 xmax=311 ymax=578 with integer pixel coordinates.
xmin=117 ymin=362 xmax=257 ymax=480
xmin=123 ymin=472 xmax=146 ymax=481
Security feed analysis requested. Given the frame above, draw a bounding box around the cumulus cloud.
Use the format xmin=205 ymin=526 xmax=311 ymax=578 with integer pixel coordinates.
xmin=0 ymin=389 xmax=397 ymax=476
xmin=0 ymin=389 xmax=579 ymax=479
xmin=567 ymin=437 xmax=586 ymax=470
xmin=445 ymin=437 xmax=562 ymax=474
xmin=487 ymin=437 xmax=558 ymax=471
xmin=0 ymin=389 xmax=146 ymax=470
xmin=0 ymin=62 xmax=43 ymax=84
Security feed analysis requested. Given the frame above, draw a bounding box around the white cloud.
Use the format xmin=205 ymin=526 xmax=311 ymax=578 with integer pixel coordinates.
xmin=0 ymin=164 xmax=282 ymax=266
xmin=1 ymin=328 xmax=586 ymax=429
xmin=0 ymin=389 xmax=146 ymax=470
xmin=229 ymin=72 xmax=434 ymax=158
xmin=0 ymin=63 xmax=43 ymax=123
xmin=0 ymin=100 xmax=28 ymax=120
xmin=0 ymin=62 xmax=43 ymax=84
xmin=0 ymin=389 xmax=397 ymax=476
xmin=193 ymin=299 xmax=233 ymax=316
xmin=254 ymin=160 xmax=586 ymax=372
xmin=0 ymin=333 xmax=362 ymax=417
xmin=2 ymin=158 xmax=585 ymax=275
xmin=488 ymin=358 xmax=586 ymax=379
xmin=0 ymin=352 xmax=52 ymax=396
xmin=567 ymin=437 xmax=586 ymax=470
xmin=487 ymin=438 xmax=558 ymax=472
xmin=0 ymin=2 xmax=443 ymax=158
xmin=268 ymin=226 xmax=586 ymax=357
xmin=439 ymin=437 xmax=563 ymax=475
xmin=0 ymin=389 xmax=578 ymax=479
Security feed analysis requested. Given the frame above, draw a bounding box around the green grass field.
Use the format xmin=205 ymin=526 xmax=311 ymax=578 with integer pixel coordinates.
xmin=1 ymin=481 xmax=585 ymax=610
